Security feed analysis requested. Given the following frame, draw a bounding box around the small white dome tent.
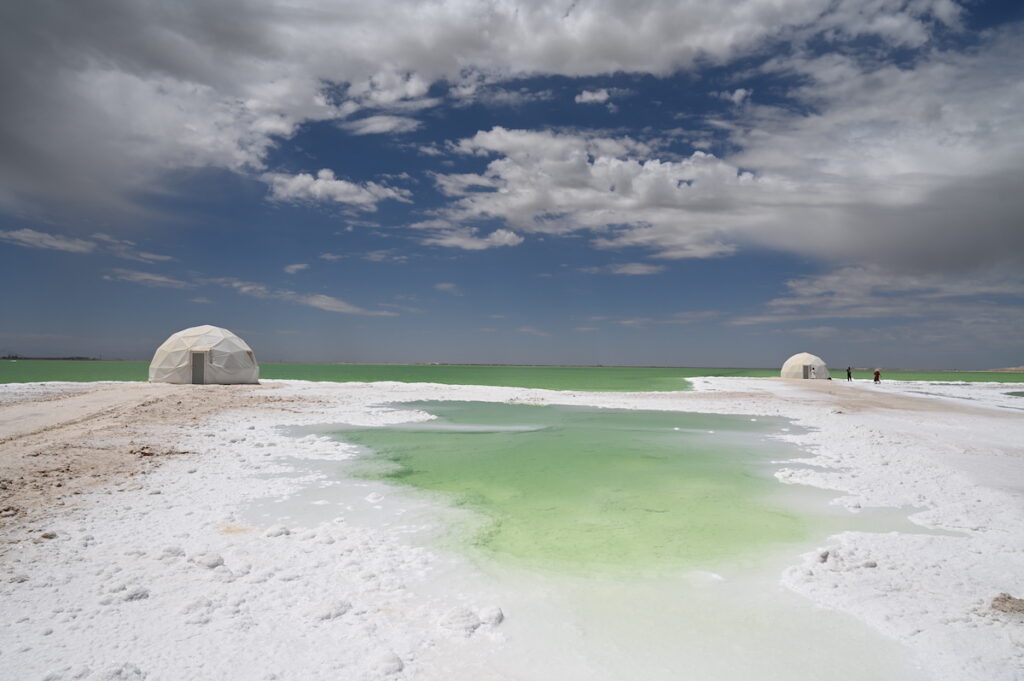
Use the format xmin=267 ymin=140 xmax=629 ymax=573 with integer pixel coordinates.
xmin=781 ymin=352 xmax=830 ymax=379
xmin=149 ymin=325 xmax=259 ymax=384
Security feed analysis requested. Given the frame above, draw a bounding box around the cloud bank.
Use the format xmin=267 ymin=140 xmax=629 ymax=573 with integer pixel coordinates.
xmin=0 ymin=0 xmax=967 ymax=214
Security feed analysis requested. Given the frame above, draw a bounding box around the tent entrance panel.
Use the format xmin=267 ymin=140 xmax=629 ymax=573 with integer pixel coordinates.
xmin=191 ymin=352 xmax=205 ymax=384
xmin=802 ymin=365 xmax=811 ymax=379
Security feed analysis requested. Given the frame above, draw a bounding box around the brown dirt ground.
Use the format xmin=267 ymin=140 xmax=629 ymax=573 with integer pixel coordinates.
xmin=0 ymin=382 xmax=297 ymax=550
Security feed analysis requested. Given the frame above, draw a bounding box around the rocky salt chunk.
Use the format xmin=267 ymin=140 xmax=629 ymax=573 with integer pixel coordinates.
xmin=264 ymin=524 xmax=291 ymax=537
xmin=479 ymin=606 xmax=504 ymax=626
xmin=372 ymin=651 xmax=404 ymax=675
xmin=189 ymin=552 xmax=225 ymax=569
xmin=440 ymin=606 xmax=482 ymax=637
xmin=123 ymin=586 xmax=150 ymax=601
xmin=312 ymin=599 xmax=352 ymax=621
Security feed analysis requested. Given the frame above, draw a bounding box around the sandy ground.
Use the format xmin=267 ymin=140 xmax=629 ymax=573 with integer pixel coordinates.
xmin=1 ymin=377 xmax=1023 ymax=680
xmin=0 ymin=382 xmax=284 ymax=542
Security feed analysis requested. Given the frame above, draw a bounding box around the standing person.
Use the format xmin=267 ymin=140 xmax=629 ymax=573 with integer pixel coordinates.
xmin=810 ymin=365 xmax=817 ymax=379
xmin=846 ymin=366 xmax=853 ymax=381
xmin=873 ymin=369 xmax=881 ymax=384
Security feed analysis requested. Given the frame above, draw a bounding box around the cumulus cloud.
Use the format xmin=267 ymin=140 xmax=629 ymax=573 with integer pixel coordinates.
xmin=0 ymin=0 xmax=966 ymax=215
xmin=421 ymin=226 xmax=524 ymax=251
xmin=434 ymin=126 xmax=748 ymax=257
xmin=427 ymin=25 xmax=1024 ymax=271
xmin=262 ymin=169 xmax=411 ymax=209
xmin=450 ymin=75 xmax=556 ymax=107
xmin=575 ymin=89 xmax=610 ymax=104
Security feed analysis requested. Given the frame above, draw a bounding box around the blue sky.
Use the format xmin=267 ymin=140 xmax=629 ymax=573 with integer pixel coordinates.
xmin=1 ymin=0 xmax=1022 ymax=368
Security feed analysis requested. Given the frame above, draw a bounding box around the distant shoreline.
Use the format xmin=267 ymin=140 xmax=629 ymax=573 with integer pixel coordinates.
xmin=2 ymin=356 xmax=105 ymax=361
xmin=2 ymin=357 xmax=1021 ymax=373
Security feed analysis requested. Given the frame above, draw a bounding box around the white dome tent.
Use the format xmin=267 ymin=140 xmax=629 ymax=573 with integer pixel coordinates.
xmin=149 ymin=325 xmax=259 ymax=384
xmin=780 ymin=352 xmax=830 ymax=380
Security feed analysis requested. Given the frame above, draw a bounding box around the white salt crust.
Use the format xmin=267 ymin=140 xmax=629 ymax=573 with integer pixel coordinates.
xmin=1 ymin=378 xmax=1022 ymax=680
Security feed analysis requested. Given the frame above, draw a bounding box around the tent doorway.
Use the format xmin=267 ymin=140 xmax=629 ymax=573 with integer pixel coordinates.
xmin=191 ymin=352 xmax=206 ymax=384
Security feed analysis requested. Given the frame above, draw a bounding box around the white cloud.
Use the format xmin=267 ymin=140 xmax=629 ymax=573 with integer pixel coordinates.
xmin=718 ymin=29 xmax=1024 ymax=270
xmin=517 ymin=326 xmax=549 ymax=336
xmin=0 ymin=0 xmax=965 ymax=214
xmin=434 ymin=282 xmax=462 ymax=296
xmin=341 ymin=115 xmax=422 ymax=135
xmin=428 ymin=27 xmax=1024 ymax=270
xmin=207 ymin=277 xmax=396 ymax=316
xmin=729 ymin=264 xmax=1024 ymax=358
xmin=451 ymin=76 xmax=556 ymax=107
xmin=363 ymin=250 xmax=408 ymax=263
xmin=609 ymin=263 xmax=666 ymax=275
xmin=283 ymin=263 xmax=309 ymax=274
xmin=0 ymin=228 xmax=96 ymax=253
xmin=434 ymin=127 xmax=747 ymax=258
xmin=0 ymin=228 xmax=175 ymax=263
xmin=417 ymin=144 xmax=445 ymax=157
xmin=717 ymin=88 xmax=751 ymax=105
xmin=104 ymin=268 xmax=192 ymax=289
xmin=319 ymin=252 xmax=345 ymax=261
xmin=91 ymin=233 xmax=174 ymax=262
xmin=730 ymin=265 xmax=1024 ymax=327
xmin=580 ymin=310 xmax=720 ymax=327
xmin=575 ymin=89 xmax=610 ymax=104
xmin=421 ymin=226 xmax=524 ymax=251
xmin=262 ymin=169 xmax=411 ymax=210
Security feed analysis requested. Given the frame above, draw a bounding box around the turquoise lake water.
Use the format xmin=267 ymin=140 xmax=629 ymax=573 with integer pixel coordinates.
xmin=3 ymin=359 xmax=1022 ymax=388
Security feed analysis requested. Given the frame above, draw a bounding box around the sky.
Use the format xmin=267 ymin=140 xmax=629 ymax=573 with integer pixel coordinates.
xmin=1 ymin=0 xmax=1022 ymax=369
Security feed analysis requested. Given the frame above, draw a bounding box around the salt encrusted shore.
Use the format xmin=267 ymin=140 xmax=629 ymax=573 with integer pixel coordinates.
xmin=1 ymin=377 xmax=1022 ymax=680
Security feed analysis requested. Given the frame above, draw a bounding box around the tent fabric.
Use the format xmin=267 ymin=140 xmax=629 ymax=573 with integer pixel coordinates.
xmin=780 ymin=352 xmax=831 ymax=379
xmin=149 ymin=325 xmax=259 ymax=384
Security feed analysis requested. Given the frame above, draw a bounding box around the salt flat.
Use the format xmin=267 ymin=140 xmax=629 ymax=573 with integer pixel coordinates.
xmin=1 ymin=377 xmax=1022 ymax=680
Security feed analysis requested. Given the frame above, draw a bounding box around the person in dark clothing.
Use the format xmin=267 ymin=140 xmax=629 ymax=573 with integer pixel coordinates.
xmin=846 ymin=367 xmax=852 ymax=381
xmin=873 ymin=369 xmax=881 ymax=384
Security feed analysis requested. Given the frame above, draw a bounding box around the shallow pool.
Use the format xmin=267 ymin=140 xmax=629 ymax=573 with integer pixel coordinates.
xmin=323 ymin=402 xmax=911 ymax=575
xmin=248 ymin=401 xmax=932 ymax=681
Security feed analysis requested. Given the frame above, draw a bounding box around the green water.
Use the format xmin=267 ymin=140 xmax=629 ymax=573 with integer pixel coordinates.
xmin=3 ymin=359 xmax=1020 ymax=388
xmin=331 ymin=402 xmax=823 ymax=573
xmin=0 ymin=360 xmax=150 ymax=383
xmin=258 ymin=363 xmax=707 ymax=390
